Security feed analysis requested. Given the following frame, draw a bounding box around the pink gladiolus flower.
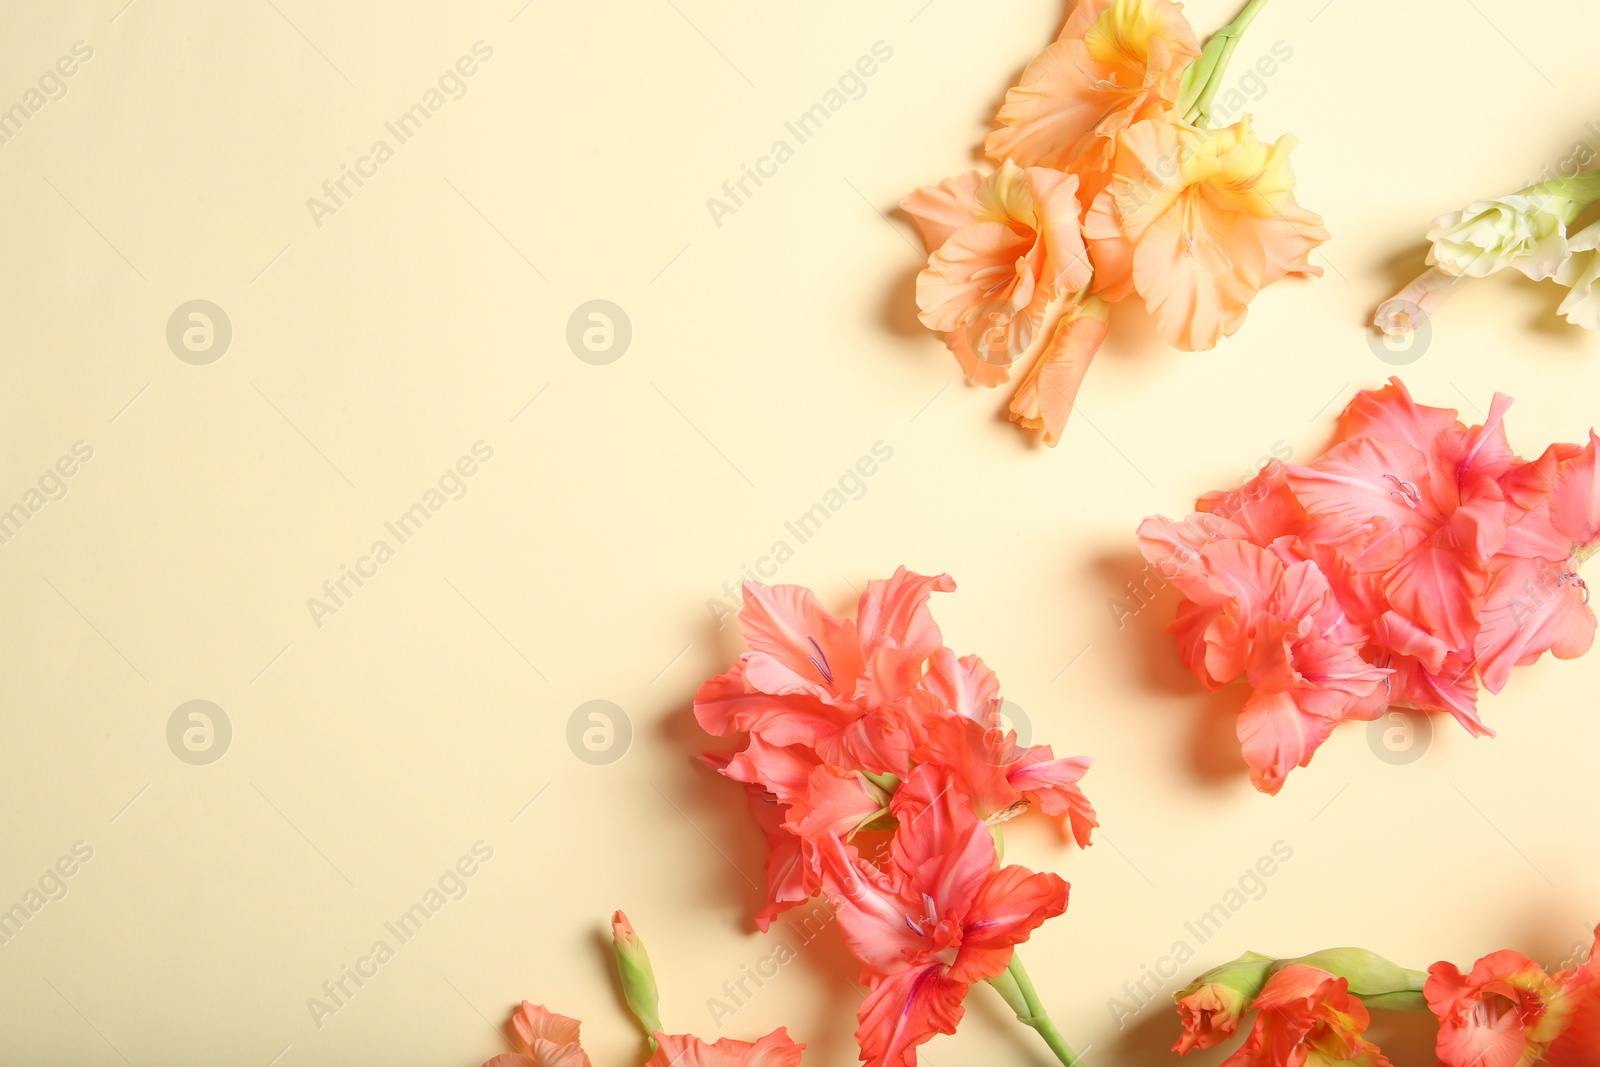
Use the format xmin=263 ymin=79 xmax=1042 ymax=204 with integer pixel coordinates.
xmin=1427 ymin=950 xmax=1570 ymax=1067
xmin=1140 ymin=378 xmax=1600 ymax=792
xmin=645 ymin=1029 xmax=805 ymax=1067
xmin=484 ymin=1002 xmax=591 ymax=1067
xmin=1221 ymin=965 xmax=1391 ymax=1067
xmin=902 ymin=161 xmax=1092 ymax=386
xmin=819 ymin=765 xmax=1069 ymax=1067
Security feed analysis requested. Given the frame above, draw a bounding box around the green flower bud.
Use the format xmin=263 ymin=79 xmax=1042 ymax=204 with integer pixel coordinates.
xmin=1284 ymin=948 xmax=1430 ymax=1012
xmin=611 ymin=910 xmax=664 ymax=1050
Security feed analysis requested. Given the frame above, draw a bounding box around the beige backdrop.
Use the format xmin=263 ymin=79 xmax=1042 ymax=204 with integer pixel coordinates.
xmin=3 ymin=1 xmax=1599 ymax=1065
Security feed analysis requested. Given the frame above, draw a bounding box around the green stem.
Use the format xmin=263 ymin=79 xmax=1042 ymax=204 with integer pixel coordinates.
xmin=1182 ymin=0 xmax=1277 ymax=126
xmin=1521 ymin=172 xmax=1600 ymax=221
xmin=993 ymin=954 xmax=1084 ymax=1067
xmin=1360 ymin=990 xmax=1432 ymax=1013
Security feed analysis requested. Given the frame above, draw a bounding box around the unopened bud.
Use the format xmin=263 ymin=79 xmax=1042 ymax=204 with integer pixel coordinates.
xmin=611 ymin=910 xmax=663 ymax=1050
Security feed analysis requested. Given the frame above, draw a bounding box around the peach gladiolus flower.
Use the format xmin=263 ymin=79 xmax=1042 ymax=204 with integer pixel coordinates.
xmin=1007 ymin=296 xmax=1112 ymax=446
xmin=985 ymin=0 xmax=1200 ymax=204
xmin=484 ymin=1002 xmax=591 ymax=1067
xmin=1084 ymin=117 xmax=1329 ymax=350
xmin=1427 ymin=950 xmax=1570 ymax=1067
xmin=1222 ymin=965 xmax=1392 ymax=1067
xmin=903 ymin=161 xmax=1092 ymax=386
xmin=645 ymin=1029 xmax=805 ymax=1067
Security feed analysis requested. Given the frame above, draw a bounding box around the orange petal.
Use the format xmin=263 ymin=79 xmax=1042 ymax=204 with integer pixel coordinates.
xmin=915 ymin=222 xmax=1034 ymax=333
xmin=1009 ymin=298 xmax=1111 ymax=444
xmin=1132 ymin=191 xmax=1266 ymax=350
xmin=901 ymin=170 xmax=984 ymax=254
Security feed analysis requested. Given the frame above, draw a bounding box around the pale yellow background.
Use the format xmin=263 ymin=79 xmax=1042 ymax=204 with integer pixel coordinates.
xmin=3 ymin=1 xmax=1599 ymax=1064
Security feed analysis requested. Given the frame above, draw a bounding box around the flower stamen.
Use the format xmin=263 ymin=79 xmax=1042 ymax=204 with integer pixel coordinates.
xmin=806 ymin=637 xmax=834 ymax=683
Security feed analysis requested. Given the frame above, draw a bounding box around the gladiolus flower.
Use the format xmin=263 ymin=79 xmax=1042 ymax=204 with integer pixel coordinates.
xmin=913 ymin=712 xmax=1097 ymax=847
xmin=1173 ymin=952 xmax=1274 ymax=1054
xmin=1222 ymin=965 xmax=1392 ymax=1067
xmin=484 ymin=1002 xmax=591 ymax=1067
xmin=983 ymin=0 xmax=1200 ymax=203
xmin=1428 ymin=194 xmax=1575 ymax=281
xmin=1549 ymin=927 xmax=1600 ymax=1066
xmin=1084 ymin=117 xmax=1329 ymax=351
xmin=1426 ymin=950 xmax=1571 ymax=1067
xmin=645 ymin=1029 xmax=805 ymax=1067
xmin=1377 ymin=174 xmax=1600 ymax=332
xmin=1557 ymin=219 xmax=1600 ymax=330
xmin=819 ymin=765 xmax=1068 ymax=1067
xmin=1007 ymin=296 xmax=1112 ymax=446
xmin=1135 ymin=524 xmax=1389 ymax=794
xmin=902 ymin=161 xmax=1092 ymax=385
xmin=695 ymin=569 xmax=959 ymax=779
xmin=695 ymin=571 xmax=1094 ymax=1066
xmin=1140 ymin=378 xmax=1600 ymax=791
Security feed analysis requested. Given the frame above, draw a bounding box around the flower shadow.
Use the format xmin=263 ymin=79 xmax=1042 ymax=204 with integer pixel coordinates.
xmin=654 ymin=618 xmax=869 ymax=1062
xmin=1092 ymin=549 xmax=1250 ymax=788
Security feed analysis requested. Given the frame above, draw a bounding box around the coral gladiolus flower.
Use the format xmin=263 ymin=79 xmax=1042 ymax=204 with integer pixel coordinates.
xmin=1135 ymin=526 xmax=1389 ymax=794
xmin=1175 ymin=982 xmax=1253 ymax=1054
xmin=694 ymin=569 xmax=958 ymax=777
xmin=1549 ymin=928 xmax=1600 ymax=1066
xmin=1173 ymin=952 xmax=1274 ymax=1054
xmin=903 ymin=161 xmax=1092 ymax=385
xmin=484 ymin=1002 xmax=591 ymax=1067
xmin=1221 ymin=965 xmax=1392 ymax=1067
xmin=1007 ymin=296 xmax=1112 ymax=446
xmin=1141 ymin=379 xmax=1600 ymax=792
xmin=913 ymin=713 xmax=1097 ymax=847
xmin=984 ymin=0 xmax=1200 ymax=204
xmin=645 ymin=1029 xmax=805 ymax=1067
xmin=1426 ymin=950 xmax=1570 ymax=1067
xmin=819 ymin=765 xmax=1068 ymax=1067
xmin=1084 ymin=118 xmax=1328 ymax=350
